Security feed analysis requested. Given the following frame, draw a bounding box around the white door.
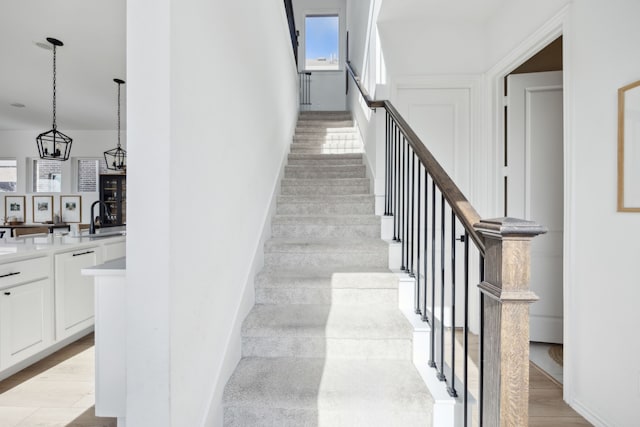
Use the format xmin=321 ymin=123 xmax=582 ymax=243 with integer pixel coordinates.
xmin=507 ymin=71 xmax=563 ymax=344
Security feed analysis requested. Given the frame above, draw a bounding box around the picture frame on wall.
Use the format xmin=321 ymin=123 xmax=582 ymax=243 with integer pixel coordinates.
xmin=618 ymin=79 xmax=640 ymax=212
xmin=60 ymin=195 xmax=82 ymax=223
xmin=32 ymin=195 xmax=54 ymax=223
xmin=4 ymin=195 xmax=26 ymax=223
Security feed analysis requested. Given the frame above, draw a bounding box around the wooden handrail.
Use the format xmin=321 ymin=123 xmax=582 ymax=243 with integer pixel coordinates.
xmin=283 ymin=0 xmax=298 ymax=66
xmin=346 ymin=61 xmax=485 ymax=253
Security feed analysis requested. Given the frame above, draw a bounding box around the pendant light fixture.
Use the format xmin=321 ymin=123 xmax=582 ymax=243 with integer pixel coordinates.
xmin=36 ymin=37 xmax=72 ymax=161
xmin=104 ymin=78 xmax=126 ymax=171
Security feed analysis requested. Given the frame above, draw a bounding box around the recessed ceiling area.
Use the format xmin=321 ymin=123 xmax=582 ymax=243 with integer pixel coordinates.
xmin=0 ymin=0 xmax=126 ymax=131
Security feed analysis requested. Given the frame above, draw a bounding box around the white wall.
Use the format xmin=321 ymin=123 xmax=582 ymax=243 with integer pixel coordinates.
xmin=377 ymin=19 xmax=486 ymax=77
xmin=294 ymin=0 xmax=347 ymax=111
xmin=564 ymin=0 xmax=640 ymax=424
xmin=127 ymin=0 xmax=298 ymax=426
xmin=345 ymin=0 xmax=380 ymax=190
xmin=0 ymin=130 xmax=123 ymax=224
xmin=484 ymin=0 xmax=570 ymax=69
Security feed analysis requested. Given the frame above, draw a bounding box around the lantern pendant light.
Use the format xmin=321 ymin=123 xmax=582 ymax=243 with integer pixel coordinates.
xmin=104 ymin=78 xmax=126 ymax=171
xmin=36 ymin=37 xmax=72 ymax=161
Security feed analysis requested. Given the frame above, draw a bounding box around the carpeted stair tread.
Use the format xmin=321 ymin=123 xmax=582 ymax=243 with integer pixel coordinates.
xmin=255 ymin=268 xmax=397 ymax=289
xmin=242 ymin=304 xmax=411 ymax=339
xmin=265 ymin=237 xmax=388 ymax=253
xmin=272 ymin=214 xmax=379 ymax=225
xmin=277 ymin=194 xmax=374 ymax=203
xmin=271 ymin=215 xmax=380 ymax=238
xmin=223 ymin=357 xmax=433 ymax=412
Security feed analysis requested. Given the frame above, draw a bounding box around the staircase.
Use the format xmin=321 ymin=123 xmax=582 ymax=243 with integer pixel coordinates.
xmin=223 ymin=111 xmax=434 ymax=426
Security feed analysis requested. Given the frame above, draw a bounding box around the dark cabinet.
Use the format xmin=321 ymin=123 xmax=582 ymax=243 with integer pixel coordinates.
xmin=99 ymin=174 xmax=126 ymax=226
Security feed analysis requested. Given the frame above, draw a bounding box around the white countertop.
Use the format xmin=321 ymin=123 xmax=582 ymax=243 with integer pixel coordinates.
xmin=82 ymin=257 xmax=126 ymax=277
xmin=0 ymin=227 xmax=126 ymax=263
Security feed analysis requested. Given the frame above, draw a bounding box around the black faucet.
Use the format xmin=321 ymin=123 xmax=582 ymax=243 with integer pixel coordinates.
xmin=90 ymin=201 xmax=110 ymax=234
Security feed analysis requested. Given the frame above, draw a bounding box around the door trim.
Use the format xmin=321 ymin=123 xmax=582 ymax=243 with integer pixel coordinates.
xmin=483 ymin=4 xmax=578 ymax=404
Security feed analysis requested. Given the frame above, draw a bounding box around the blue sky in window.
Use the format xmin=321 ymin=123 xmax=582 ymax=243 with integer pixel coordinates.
xmin=305 ymin=16 xmax=339 ymax=59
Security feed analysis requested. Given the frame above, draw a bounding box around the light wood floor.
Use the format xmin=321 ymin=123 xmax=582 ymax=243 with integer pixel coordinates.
xmin=0 ymin=333 xmax=590 ymax=426
xmin=0 ymin=333 xmax=115 ymax=427
xmin=529 ymin=363 xmax=591 ymax=426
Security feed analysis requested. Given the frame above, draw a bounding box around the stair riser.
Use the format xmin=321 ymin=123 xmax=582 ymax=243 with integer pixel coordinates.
xmin=255 ymin=287 xmax=397 ymax=306
xmin=294 ymin=134 xmax=358 ymax=140
xmin=295 ymin=128 xmax=356 ymax=135
xmin=272 ymin=224 xmax=379 ymax=238
xmin=263 ymin=251 xmax=387 ymax=269
xmin=280 ymin=185 xmax=369 ymax=196
xmin=289 ymin=147 xmax=364 ymax=154
xmin=242 ymin=337 xmax=412 ymax=360
xmin=288 ymin=153 xmax=362 ymax=160
xmin=293 ymin=138 xmax=359 ymax=145
xmin=255 ymin=272 xmax=399 ymax=290
xmin=287 ymin=158 xmax=363 ymax=166
xmin=286 ymin=165 xmax=365 ymax=173
xmin=297 ymin=120 xmax=353 ymax=126
xmin=224 ymin=407 xmax=431 ymax=427
xmin=284 ymin=170 xmax=366 ymax=179
xmin=276 ymin=202 xmax=374 ymax=215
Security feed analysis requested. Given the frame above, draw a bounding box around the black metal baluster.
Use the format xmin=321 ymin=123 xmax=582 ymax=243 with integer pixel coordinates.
xmin=463 ymin=231 xmax=470 ymax=427
xmin=401 ymin=137 xmax=406 ymax=270
xmin=429 ymin=181 xmax=437 ymax=368
xmin=410 ymin=151 xmax=416 ymax=277
xmin=422 ymin=173 xmax=429 ymax=322
xmin=385 ymin=112 xmax=390 ymax=215
xmin=479 ymin=255 xmax=485 ymax=427
xmin=448 ymin=211 xmax=457 ymax=397
xmin=394 ymin=123 xmax=400 ymax=242
xmin=415 ymin=163 xmax=421 ymax=315
xmin=438 ymin=193 xmax=446 ymax=382
xmin=405 ymin=141 xmax=410 ymax=272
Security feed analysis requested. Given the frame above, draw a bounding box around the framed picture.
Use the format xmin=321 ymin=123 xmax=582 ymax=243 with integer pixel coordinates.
xmin=60 ymin=195 xmax=82 ymax=223
xmin=618 ymin=79 xmax=640 ymax=211
xmin=4 ymin=195 xmax=25 ymax=223
xmin=32 ymin=195 xmax=54 ymax=223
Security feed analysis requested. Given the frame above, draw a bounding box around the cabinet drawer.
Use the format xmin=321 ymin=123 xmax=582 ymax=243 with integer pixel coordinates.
xmin=0 ymin=257 xmax=50 ymax=289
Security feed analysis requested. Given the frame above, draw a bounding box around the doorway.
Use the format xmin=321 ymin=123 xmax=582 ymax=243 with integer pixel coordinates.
xmin=503 ymin=37 xmax=564 ymax=382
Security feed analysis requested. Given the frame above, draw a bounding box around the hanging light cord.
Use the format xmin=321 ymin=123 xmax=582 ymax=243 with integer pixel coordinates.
xmin=117 ymin=82 xmax=121 ymax=148
xmin=52 ymin=44 xmax=57 ymax=130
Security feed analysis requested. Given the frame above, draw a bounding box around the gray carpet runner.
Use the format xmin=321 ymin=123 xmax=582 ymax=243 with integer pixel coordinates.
xmin=222 ymin=111 xmax=433 ymax=426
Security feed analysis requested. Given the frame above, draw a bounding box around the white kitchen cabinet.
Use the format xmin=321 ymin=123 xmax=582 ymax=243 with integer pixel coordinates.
xmin=0 ymin=278 xmax=53 ymax=370
xmin=54 ymin=247 xmax=99 ymax=340
xmin=103 ymin=241 xmax=126 ymax=262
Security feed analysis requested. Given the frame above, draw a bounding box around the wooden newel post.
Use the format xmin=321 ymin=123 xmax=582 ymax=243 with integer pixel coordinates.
xmin=474 ymin=217 xmax=547 ymax=427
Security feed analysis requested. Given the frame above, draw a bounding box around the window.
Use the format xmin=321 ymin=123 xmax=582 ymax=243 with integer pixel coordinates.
xmin=0 ymin=159 xmax=17 ymax=192
xmin=32 ymin=159 xmax=62 ymax=192
xmin=77 ymin=158 xmax=108 ymax=192
xmin=305 ymin=15 xmax=339 ymax=71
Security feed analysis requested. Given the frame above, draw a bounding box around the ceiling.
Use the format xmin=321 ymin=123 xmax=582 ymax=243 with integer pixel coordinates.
xmin=0 ymin=0 xmax=126 ymax=131
xmin=378 ymin=0 xmax=507 ymax=24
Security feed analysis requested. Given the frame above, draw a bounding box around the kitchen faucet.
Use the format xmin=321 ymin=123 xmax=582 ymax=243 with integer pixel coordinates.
xmin=89 ymin=200 xmax=110 ymax=234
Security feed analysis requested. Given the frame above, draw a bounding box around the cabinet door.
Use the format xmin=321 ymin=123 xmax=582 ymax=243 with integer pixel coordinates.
xmin=103 ymin=241 xmax=126 ymax=262
xmin=54 ymin=248 xmax=98 ymax=340
xmin=0 ymin=279 xmax=53 ymax=369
